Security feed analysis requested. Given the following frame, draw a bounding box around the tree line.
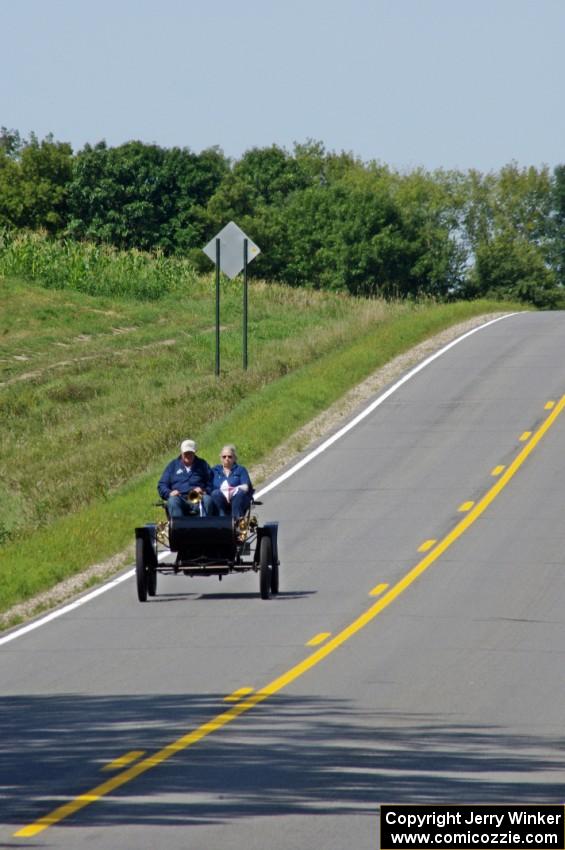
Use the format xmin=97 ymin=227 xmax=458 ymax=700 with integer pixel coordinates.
xmin=1 ymin=128 xmax=563 ymax=306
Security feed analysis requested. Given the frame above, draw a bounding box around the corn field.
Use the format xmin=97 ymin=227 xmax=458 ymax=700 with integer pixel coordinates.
xmin=0 ymin=229 xmax=201 ymax=300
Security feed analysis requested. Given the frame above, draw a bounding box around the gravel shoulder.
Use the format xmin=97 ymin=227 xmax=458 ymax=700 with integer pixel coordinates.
xmin=0 ymin=312 xmax=508 ymax=632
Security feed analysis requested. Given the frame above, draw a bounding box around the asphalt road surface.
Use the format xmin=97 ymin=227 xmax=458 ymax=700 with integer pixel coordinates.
xmin=2 ymin=311 xmax=565 ymax=850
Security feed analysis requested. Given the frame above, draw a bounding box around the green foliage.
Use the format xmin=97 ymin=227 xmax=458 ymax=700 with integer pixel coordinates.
xmin=254 ymin=181 xmax=404 ymax=293
xmin=0 ymin=272 xmax=402 ymax=550
xmin=462 ymin=164 xmax=554 ymax=250
xmin=465 ymin=231 xmax=558 ymax=307
xmin=0 ymin=132 xmax=73 ymax=233
xmin=0 ymin=127 xmax=24 ymax=157
xmin=460 ymin=164 xmax=559 ymax=306
xmin=0 ymin=129 xmax=562 ymax=307
xmin=67 ymin=140 xmax=228 ymax=253
xmin=247 ymin=166 xmax=468 ymax=299
xmin=551 ymin=165 xmax=565 ymax=286
xmin=0 ymin=229 xmax=200 ymax=299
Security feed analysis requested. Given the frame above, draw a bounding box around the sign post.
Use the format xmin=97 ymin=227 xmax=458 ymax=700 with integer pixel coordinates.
xmin=243 ymin=238 xmax=248 ymax=370
xmin=203 ymin=222 xmax=260 ymax=375
xmin=215 ymin=238 xmax=220 ymax=376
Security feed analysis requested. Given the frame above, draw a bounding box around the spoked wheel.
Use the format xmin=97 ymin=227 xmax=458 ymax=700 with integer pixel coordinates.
xmin=259 ymin=535 xmax=272 ymax=600
xmin=136 ymin=537 xmax=148 ymax=602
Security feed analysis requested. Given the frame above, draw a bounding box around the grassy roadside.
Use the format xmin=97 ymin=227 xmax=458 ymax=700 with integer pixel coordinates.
xmin=0 ymin=296 xmax=522 ymax=617
xmin=0 ymin=274 xmax=398 ymax=543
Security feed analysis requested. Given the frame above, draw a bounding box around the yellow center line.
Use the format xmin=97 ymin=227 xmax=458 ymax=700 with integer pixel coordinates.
xmin=15 ymin=394 xmax=565 ymax=838
xmin=545 ymin=401 xmax=555 ymax=410
xmin=306 ymin=632 xmax=332 ymax=646
xmin=458 ymin=500 xmax=474 ymax=512
xmin=102 ymin=750 xmax=145 ymax=772
xmin=369 ymin=582 xmax=389 ymax=597
xmin=417 ymin=539 xmax=437 ymax=553
xmin=491 ymin=465 xmax=505 ymax=477
xmin=520 ymin=431 xmax=532 ymax=441
xmin=224 ymin=686 xmax=254 ymax=703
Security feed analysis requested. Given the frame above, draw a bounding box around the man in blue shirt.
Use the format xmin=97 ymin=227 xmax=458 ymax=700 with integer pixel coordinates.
xmin=158 ymin=439 xmax=215 ymax=518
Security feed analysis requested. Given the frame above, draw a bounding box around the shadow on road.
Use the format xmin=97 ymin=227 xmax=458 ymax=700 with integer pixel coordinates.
xmin=1 ymin=691 xmax=564 ymax=831
xmin=145 ymin=590 xmax=316 ymax=603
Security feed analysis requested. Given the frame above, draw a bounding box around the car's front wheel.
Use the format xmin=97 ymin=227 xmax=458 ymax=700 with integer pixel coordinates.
xmin=259 ymin=535 xmax=272 ymax=600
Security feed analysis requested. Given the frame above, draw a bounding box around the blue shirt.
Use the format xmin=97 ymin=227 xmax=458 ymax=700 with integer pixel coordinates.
xmin=210 ymin=463 xmax=253 ymax=495
xmin=158 ymin=455 xmax=212 ymax=500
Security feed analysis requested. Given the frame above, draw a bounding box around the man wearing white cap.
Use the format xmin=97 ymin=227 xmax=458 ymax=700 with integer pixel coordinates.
xmin=157 ymin=439 xmax=215 ymax=517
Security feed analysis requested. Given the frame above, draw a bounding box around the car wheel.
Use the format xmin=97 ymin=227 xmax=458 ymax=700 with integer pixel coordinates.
xmin=259 ymin=535 xmax=272 ymax=600
xmin=147 ymin=565 xmax=157 ymax=597
xmin=136 ymin=537 xmax=148 ymax=602
xmin=270 ymin=559 xmax=279 ymax=595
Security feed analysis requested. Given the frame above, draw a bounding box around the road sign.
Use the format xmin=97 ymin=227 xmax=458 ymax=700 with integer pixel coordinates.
xmin=202 ymin=222 xmax=262 ymax=374
xmin=203 ymin=221 xmax=260 ymax=279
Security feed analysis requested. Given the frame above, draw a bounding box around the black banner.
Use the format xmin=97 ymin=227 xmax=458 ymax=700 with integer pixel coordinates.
xmin=380 ymin=805 xmax=564 ymax=849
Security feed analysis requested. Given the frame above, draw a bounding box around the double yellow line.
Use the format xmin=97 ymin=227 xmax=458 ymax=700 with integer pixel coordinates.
xmin=15 ymin=394 xmax=565 ymax=838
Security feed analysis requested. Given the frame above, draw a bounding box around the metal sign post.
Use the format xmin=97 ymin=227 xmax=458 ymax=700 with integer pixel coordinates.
xmin=203 ymin=222 xmax=260 ymax=375
xmin=215 ymin=238 xmax=220 ymax=376
xmin=243 ymin=238 xmax=248 ymax=370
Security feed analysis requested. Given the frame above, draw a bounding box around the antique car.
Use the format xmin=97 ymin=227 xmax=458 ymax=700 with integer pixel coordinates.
xmin=134 ymin=497 xmax=280 ymax=601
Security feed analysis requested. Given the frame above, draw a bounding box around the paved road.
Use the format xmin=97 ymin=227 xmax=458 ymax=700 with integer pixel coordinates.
xmin=2 ymin=312 xmax=565 ymax=849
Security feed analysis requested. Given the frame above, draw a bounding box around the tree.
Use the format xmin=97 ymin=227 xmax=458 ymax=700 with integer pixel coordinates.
xmin=465 ymin=230 xmax=558 ymax=307
xmin=67 ymin=141 xmax=229 ymax=253
xmin=0 ymin=127 xmax=24 ymax=158
xmin=248 ymin=164 xmax=467 ymax=298
xmin=389 ymin=168 xmax=469 ymax=297
xmin=206 ymin=144 xmax=313 ymax=234
xmin=0 ymin=132 xmax=73 ymax=233
xmin=250 ymin=177 xmax=414 ymax=296
xmin=551 ymin=165 xmax=565 ymax=286
xmin=461 ymin=163 xmax=557 ymax=305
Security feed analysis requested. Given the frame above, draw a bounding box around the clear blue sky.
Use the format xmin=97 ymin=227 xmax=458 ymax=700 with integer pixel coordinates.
xmin=2 ymin=0 xmax=563 ymax=173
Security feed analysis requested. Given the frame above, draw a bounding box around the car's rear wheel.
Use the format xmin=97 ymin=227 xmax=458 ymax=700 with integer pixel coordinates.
xmin=259 ymin=535 xmax=272 ymax=600
xmin=136 ymin=537 xmax=148 ymax=602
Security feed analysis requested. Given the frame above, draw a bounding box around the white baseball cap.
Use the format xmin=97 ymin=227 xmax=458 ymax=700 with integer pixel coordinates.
xmin=180 ymin=439 xmax=197 ymax=453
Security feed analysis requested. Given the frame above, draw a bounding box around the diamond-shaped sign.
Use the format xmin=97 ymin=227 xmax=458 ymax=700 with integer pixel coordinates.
xmin=203 ymin=221 xmax=260 ymax=279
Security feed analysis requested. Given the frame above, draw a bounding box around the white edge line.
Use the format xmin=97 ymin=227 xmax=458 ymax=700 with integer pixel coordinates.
xmin=0 ymin=312 xmax=518 ymax=647
xmin=0 ymin=570 xmax=135 ymax=647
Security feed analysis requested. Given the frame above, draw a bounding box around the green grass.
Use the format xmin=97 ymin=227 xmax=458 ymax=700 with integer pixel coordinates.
xmin=0 ymin=274 xmax=399 ymax=543
xmin=0 ymin=263 xmax=522 ymax=614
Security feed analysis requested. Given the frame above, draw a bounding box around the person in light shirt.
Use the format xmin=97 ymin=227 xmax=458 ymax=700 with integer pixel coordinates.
xmin=157 ymin=439 xmax=214 ymax=518
xmin=210 ymin=444 xmax=254 ymax=518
